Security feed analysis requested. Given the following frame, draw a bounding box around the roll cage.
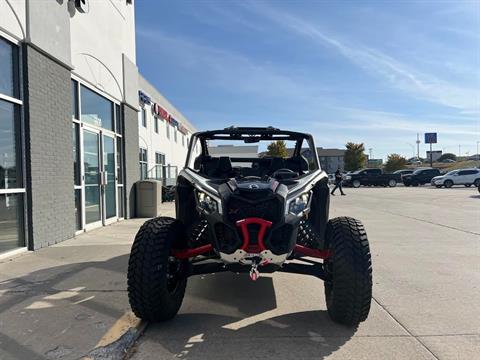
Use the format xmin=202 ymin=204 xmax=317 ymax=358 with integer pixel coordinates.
xmin=184 ymin=126 xmax=321 ymax=175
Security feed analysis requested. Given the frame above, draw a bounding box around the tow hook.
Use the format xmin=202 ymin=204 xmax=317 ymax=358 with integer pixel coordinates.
xmin=249 ymin=259 xmax=260 ymax=281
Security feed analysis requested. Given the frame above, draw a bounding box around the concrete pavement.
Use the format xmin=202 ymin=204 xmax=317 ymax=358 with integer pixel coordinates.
xmin=130 ymin=186 xmax=479 ymax=360
xmin=0 ymin=203 xmax=175 ymax=360
xmin=0 ymin=187 xmax=478 ymax=359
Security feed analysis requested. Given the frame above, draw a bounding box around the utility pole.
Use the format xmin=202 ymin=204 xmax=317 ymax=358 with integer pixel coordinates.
xmin=459 ymin=145 xmax=461 ymax=157
xmin=477 ymin=141 xmax=479 ymax=162
xmin=368 ymin=148 xmax=373 ymax=160
xmin=416 ymin=133 xmax=420 ymax=160
xmin=429 ymin=143 xmax=433 ymax=167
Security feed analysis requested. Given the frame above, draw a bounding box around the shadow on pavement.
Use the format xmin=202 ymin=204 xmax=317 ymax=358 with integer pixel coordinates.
xmin=0 ymin=254 xmax=130 ymax=360
xmin=141 ymin=273 xmax=357 ymax=360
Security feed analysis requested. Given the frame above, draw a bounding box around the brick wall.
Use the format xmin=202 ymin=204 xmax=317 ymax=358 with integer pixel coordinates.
xmin=23 ymin=44 xmax=75 ymax=249
xmin=123 ymin=104 xmax=139 ymax=218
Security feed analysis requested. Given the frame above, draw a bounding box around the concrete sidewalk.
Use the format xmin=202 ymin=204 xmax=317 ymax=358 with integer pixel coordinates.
xmin=0 ymin=216 xmax=155 ymax=360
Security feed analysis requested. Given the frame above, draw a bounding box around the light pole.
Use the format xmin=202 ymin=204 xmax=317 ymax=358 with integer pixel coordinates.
xmin=477 ymin=141 xmax=479 ymax=163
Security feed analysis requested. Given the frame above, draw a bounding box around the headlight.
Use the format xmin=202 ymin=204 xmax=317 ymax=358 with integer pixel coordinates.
xmin=197 ymin=191 xmax=218 ymax=213
xmin=288 ymin=192 xmax=311 ymax=216
xmin=345 ymin=175 xmax=351 ymax=180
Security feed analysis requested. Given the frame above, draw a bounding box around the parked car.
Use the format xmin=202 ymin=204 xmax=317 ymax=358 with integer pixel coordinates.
xmin=343 ymin=168 xmax=401 ymax=188
xmin=431 ymin=168 xmax=480 ymax=188
xmin=327 ymin=173 xmax=335 ymax=185
xmin=393 ymin=169 xmax=414 ymax=177
xmin=440 ymin=158 xmax=456 ymax=163
xmin=402 ymin=168 xmax=441 ymax=186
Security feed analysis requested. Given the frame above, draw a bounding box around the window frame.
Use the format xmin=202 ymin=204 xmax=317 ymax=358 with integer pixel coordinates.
xmin=0 ymin=35 xmax=27 ymax=253
xmin=139 ymin=148 xmax=148 ymax=180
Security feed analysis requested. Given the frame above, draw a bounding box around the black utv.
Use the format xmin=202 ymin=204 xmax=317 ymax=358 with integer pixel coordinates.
xmin=127 ymin=127 xmax=372 ymax=326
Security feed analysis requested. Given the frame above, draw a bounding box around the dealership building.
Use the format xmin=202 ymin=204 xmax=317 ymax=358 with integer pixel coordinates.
xmin=0 ymin=1 xmax=196 ymax=256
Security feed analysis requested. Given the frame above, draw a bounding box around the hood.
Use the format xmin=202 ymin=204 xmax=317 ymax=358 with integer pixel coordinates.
xmin=402 ymin=174 xmax=413 ymax=179
xmin=432 ymin=175 xmax=443 ymax=181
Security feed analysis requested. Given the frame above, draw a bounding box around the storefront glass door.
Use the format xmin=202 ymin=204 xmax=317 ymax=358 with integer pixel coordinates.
xmin=103 ymin=135 xmax=117 ymax=223
xmin=83 ymin=128 xmax=118 ymax=228
xmin=83 ymin=129 xmax=102 ymax=227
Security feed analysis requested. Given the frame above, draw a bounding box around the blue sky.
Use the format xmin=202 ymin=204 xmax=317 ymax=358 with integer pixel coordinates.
xmin=135 ymin=0 xmax=479 ymax=160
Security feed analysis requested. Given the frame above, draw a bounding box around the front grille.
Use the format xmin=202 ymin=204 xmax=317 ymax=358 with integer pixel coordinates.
xmin=226 ymin=196 xmax=282 ymax=223
xmin=214 ymin=223 xmax=241 ymax=254
xmin=269 ymin=224 xmax=295 ymax=254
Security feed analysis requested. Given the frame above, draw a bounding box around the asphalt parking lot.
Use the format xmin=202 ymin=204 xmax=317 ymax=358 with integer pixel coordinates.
xmin=129 ymin=186 xmax=479 ymax=360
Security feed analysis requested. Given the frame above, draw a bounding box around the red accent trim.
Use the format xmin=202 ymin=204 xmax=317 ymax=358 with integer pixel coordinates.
xmin=235 ymin=218 xmax=273 ymax=253
xmin=172 ymin=244 xmax=213 ymax=259
xmin=294 ymin=244 xmax=332 ymax=259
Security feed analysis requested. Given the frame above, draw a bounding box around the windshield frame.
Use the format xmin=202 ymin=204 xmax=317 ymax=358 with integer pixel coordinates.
xmin=184 ymin=127 xmax=320 ymax=175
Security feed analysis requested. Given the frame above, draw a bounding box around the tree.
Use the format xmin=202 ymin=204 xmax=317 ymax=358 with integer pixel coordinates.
xmin=267 ymin=140 xmax=288 ymax=158
xmin=344 ymin=142 xmax=367 ymax=171
xmin=384 ymin=153 xmax=408 ymax=172
xmin=438 ymin=153 xmax=457 ymax=162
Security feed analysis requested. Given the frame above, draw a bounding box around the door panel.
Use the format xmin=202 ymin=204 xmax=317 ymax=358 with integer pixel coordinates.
xmin=83 ymin=130 xmax=101 ymax=225
xmin=103 ymin=135 xmax=116 ymax=220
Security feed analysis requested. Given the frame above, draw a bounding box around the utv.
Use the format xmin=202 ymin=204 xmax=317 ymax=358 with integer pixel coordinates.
xmin=127 ymin=127 xmax=372 ymax=326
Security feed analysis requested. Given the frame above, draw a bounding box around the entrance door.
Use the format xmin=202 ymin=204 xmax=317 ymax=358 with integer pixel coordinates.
xmin=82 ymin=127 xmax=118 ymax=229
xmin=103 ymin=134 xmax=117 ymax=224
xmin=83 ymin=129 xmax=102 ymax=229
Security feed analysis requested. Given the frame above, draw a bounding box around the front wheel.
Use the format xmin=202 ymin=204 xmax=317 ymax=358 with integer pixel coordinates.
xmin=388 ymin=179 xmax=397 ymax=187
xmin=352 ymin=180 xmax=361 ymax=188
xmin=127 ymin=217 xmax=187 ymax=322
xmin=324 ymin=217 xmax=372 ymax=326
xmin=474 ymin=179 xmax=480 ymax=187
xmin=444 ymin=180 xmax=453 ymax=188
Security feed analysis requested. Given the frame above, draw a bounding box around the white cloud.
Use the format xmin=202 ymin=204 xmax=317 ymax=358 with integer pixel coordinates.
xmin=242 ymin=1 xmax=480 ymax=113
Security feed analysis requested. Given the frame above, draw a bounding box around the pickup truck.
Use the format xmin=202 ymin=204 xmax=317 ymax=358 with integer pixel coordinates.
xmin=342 ymin=168 xmax=401 ymax=188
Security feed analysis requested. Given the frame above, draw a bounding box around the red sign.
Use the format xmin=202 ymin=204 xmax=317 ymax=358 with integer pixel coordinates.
xmin=152 ymin=103 xmax=169 ymax=120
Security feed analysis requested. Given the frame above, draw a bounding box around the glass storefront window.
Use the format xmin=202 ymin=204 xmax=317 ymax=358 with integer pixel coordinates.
xmin=116 ymin=137 xmax=123 ymax=184
xmin=0 ymin=194 xmax=24 ymax=253
xmin=0 ymin=100 xmax=21 ymax=189
xmin=80 ymin=85 xmax=113 ymax=130
xmin=115 ymin=104 xmax=122 ymax=134
xmin=72 ymin=80 xmax=79 ymax=120
xmin=0 ymin=38 xmax=18 ymax=98
xmin=139 ymin=148 xmax=147 ymax=180
xmin=72 ymin=123 xmax=80 ymax=185
xmin=141 ymin=107 xmax=146 ymax=127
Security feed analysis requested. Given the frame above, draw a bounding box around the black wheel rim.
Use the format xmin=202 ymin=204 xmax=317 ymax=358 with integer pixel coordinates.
xmin=166 ymin=256 xmax=183 ymax=294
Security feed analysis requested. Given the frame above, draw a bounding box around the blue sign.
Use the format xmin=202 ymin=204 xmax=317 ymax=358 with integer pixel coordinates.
xmin=425 ymin=133 xmax=437 ymax=144
xmin=138 ymin=90 xmax=151 ymax=105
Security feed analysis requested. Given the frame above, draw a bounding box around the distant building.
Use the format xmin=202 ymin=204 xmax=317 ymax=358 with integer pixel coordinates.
xmin=283 ymin=147 xmax=345 ymax=174
xmin=367 ymin=159 xmax=383 ymax=167
xmin=426 ymin=150 xmax=442 ymax=162
xmin=316 ymin=148 xmax=346 ymax=173
xmin=208 ymin=145 xmax=259 ymax=167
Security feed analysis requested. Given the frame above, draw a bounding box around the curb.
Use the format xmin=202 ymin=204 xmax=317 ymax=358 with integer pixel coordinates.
xmin=82 ymin=312 xmax=147 ymax=360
